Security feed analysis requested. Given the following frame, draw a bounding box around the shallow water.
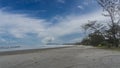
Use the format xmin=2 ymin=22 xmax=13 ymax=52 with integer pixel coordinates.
xmin=0 ymin=45 xmax=72 ymax=52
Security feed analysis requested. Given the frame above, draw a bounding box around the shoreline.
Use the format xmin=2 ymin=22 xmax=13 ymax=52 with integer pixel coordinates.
xmin=0 ymin=45 xmax=74 ymax=56
xmin=1 ymin=45 xmax=120 ymax=68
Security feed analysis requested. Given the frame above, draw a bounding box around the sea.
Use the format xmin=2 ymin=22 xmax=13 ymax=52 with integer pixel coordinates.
xmin=0 ymin=45 xmax=72 ymax=52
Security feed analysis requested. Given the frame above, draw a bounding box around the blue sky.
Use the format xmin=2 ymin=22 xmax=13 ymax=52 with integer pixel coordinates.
xmin=0 ymin=0 xmax=107 ymax=46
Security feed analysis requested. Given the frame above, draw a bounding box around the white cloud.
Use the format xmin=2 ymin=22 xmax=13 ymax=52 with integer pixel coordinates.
xmin=47 ymin=9 xmax=108 ymax=38
xmin=0 ymin=8 xmax=108 ymax=43
xmin=77 ymin=5 xmax=84 ymax=10
xmin=42 ymin=36 xmax=55 ymax=44
xmin=0 ymin=10 xmax=47 ymax=38
xmin=57 ymin=0 xmax=66 ymax=3
xmin=70 ymin=38 xmax=82 ymax=43
xmin=83 ymin=2 xmax=89 ymax=6
xmin=0 ymin=38 xmax=6 ymax=42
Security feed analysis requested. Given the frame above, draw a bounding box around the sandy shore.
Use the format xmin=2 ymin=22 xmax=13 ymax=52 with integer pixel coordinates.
xmin=0 ymin=45 xmax=120 ymax=68
xmin=0 ymin=46 xmax=72 ymax=56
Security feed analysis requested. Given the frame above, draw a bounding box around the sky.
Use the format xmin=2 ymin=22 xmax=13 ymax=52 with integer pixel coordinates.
xmin=0 ymin=0 xmax=107 ymax=46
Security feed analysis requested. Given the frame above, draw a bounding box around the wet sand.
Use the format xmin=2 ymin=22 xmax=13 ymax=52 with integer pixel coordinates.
xmin=0 ymin=45 xmax=120 ymax=68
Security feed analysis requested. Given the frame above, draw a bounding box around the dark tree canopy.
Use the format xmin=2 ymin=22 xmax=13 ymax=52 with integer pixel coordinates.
xmin=81 ymin=0 xmax=120 ymax=47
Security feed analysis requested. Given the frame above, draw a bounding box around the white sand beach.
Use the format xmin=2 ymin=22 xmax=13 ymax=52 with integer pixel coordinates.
xmin=0 ymin=45 xmax=120 ymax=68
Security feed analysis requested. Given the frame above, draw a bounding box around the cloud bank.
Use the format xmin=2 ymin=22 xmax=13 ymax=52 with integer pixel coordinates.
xmin=0 ymin=9 xmax=108 ymax=44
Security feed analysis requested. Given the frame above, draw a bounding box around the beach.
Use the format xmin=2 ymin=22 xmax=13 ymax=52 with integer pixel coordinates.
xmin=0 ymin=45 xmax=120 ymax=68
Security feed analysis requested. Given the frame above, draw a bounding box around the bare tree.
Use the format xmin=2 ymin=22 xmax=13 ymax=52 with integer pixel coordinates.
xmin=82 ymin=21 xmax=106 ymax=46
xmin=97 ymin=0 xmax=120 ymax=47
xmin=82 ymin=20 xmax=106 ymax=36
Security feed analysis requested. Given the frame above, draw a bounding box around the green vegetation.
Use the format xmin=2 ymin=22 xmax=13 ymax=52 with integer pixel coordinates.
xmin=97 ymin=46 xmax=120 ymax=51
xmin=80 ymin=0 xmax=120 ymax=48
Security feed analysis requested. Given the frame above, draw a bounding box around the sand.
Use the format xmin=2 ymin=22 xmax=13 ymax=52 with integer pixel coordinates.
xmin=0 ymin=45 xmax=120 ymax=68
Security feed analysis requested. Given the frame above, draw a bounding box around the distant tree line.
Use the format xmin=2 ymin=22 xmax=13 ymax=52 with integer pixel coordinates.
xmin=80 ymin=0 xmax=120 ymax=47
